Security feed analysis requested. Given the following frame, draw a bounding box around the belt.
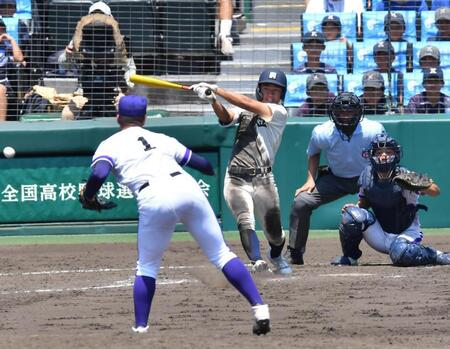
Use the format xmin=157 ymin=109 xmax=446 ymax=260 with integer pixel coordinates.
xmin=228 ymin=166 xmax=272 ymax=177
xmin=138 ymin=171 xmax=182 ymax=193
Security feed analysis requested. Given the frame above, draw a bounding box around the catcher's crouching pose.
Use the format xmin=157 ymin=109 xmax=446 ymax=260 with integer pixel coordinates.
xmin=333 ymin=133 xmax=450 ymax=267
xmin=79 ymin=95 xmax=271 ymax=336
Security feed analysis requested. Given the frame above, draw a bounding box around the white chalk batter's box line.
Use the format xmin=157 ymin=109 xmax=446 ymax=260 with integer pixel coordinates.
xmin=0 ymin=265 xmax=406 ymax=296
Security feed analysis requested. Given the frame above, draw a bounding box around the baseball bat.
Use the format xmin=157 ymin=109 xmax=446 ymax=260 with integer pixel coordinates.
xmin=130 ymin=74 xmax=190 ymax=91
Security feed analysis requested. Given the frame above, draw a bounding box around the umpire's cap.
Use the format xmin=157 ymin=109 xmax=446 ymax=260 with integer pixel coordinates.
xmin=256 ymin=68 xmax=287 ymax=101
xmin=118 ymin=95 xmax=147 ymax=118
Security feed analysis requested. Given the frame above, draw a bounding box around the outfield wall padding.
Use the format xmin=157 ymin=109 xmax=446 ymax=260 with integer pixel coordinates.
xmin=0 ymin=114 xmax=448 ymax=234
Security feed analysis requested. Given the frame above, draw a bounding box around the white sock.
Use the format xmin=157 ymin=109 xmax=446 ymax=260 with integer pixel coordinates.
xmin=220 ymin=19 xmax=232 ymax=36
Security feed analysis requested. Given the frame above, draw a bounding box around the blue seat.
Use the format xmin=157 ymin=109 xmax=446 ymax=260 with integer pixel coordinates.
xmin=284 ymin=73 xmax=339 ymax=108
xmin=291 ymin=41 xmax=348 ymax=74
xmin=412 ymin=41 xmax=450 ymax=70
xmin=301 ymin=12 xmax=358 ymax=41
xmin=1 ymin=16 xmax=19 ymax=43
xmin=352 ymin=40 xmax=408 ymax=73
xmin=361 ymin=10 xmax=417 ymax=41
xmin=343 ymin=72 xmax=400 ymax=104
xmin=16 ymin=0 xmax=32 ymax=19
xmin=421 ymin=11 xmax=438 ymax=41
xmin=403 ymin=71 xmax=450 ymax=105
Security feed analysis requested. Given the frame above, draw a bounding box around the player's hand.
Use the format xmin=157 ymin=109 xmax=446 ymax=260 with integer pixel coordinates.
xmin=341 ymin=203 xmax=356 ymax=213
xmin=190 ymin=83 xmax=217 ymax=103
xmin=0 ymin=33 xmax=10 ymax=42
xmin=294 ymin=179 xmax=315 ymax=197
xmin=190 ymin=82 xmax=218 ymax=92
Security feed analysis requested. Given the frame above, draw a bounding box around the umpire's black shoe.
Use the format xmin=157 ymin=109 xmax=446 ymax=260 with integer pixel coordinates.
xmin=287 ymin=246 xmax=304 ymax=265
xmin=331 ymin=255 xmax=358 ymax=266
xmin=252 ymin=304 xmax=271 ymax=336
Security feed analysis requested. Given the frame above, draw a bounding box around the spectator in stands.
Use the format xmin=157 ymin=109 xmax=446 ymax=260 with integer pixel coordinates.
xmin=0 ymin=18 xmax=24 ymax=122
xmin=384 ymin=13 xmax=407 ymax=42
xmin=218 ymin=0 xmax=235 ymax=55
xmin=293 ymin=30 xmax=337 ymax=74
xmin=0 ymin=0 xmax=15 ymax=17
xmin=305 ymin=0 xmax=364 ymax=15
xmin=359 ymin=71 xmax=389 ymax=115
xmin=372 ymin=40 xmax=400 ymax=74
xmin=58 ymin=1 xmax=135 ymax=118
xmin=321 ymin=15 xmax=347 ymax=42
xmin=297 ymin=73 xmax=335 ymax=116
xmin=428 ymin=7 xmax=450 ymax=41
xmin=374 ymin=0 xmax=428 ymax=11
xmin=406 ymin=67 xmax=450 ymax=113
xmin=419 ymin=45 xmax=441 ymax=70
xmin=427 ymin=1 xmax=450 ymax=10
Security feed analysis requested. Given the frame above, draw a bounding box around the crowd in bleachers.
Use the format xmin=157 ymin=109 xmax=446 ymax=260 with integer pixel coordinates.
xmin=286 ymin=0 xmax=450 ymax=116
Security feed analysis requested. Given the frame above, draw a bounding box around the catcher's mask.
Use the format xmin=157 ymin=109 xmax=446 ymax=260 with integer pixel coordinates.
xmin=255 ymin=68 xmax=287 ymax=102
xmin=329 ymin=92 xmax=363 ymax=140
xmin=368 ymin=133 xmax=402 ymax=180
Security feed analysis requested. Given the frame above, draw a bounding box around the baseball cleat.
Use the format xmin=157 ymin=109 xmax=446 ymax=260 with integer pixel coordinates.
xmin=252 ymin=304 xmax=271 ymax=335
xmin=251 ymin=259 xmax=269 ymax=273
xmin=267 ymin=251 xmax=293 ymax=275
xmin=132 ymin=325 xmax=149 ymax=334
xmin=436 ymin=252 xmax=450 ymax=265
xmin=331 ymin=255 xmax=358 ymax=266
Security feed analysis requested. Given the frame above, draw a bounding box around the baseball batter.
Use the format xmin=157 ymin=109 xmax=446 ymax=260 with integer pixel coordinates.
xmin=190 ymin=69 xmax=292 ymax=275
xmin=336 ymin=133 xmax=450 ymax=266
xmin=79 ymin=95 xmax=271 ymax=335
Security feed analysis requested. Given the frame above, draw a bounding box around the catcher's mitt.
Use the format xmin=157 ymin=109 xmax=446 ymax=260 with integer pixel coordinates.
xmin=393 ymin=170 xmax=433 ymax=192
xmin=79 ymin=186 xmax=117 ymax=212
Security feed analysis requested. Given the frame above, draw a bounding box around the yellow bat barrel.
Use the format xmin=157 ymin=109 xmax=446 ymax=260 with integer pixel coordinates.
xmin=130 ymin=74 xmax=189 ymax=90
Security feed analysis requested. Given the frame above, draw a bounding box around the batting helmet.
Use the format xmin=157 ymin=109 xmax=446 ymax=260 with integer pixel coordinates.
xmin=369 ymin=133 xmax=402 ymax=177
xmin=255 ymin=69 xmax=287 ymax=102
xmin=329 ymin=92 xmax=364 ymax=138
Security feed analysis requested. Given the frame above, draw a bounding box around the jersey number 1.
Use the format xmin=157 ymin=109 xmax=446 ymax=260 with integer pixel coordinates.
xmin=138 ymin=137 xmax=155 ymax=151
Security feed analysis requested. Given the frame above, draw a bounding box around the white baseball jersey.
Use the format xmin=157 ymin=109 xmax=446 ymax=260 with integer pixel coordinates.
xmin=223 ymin=103 xmax=288 ymax=166
xmin=92 ymin=127 xmax=191 ymax=195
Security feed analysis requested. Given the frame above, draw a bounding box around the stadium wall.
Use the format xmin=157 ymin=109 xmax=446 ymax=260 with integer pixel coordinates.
xmin=0 ymin=115 xmax=448 ymax=235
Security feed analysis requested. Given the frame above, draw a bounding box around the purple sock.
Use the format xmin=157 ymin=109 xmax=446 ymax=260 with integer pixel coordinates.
xmin=133 ymin=275 xmax=156 ymax=327
xmin=222 ymin=257 xmax=263 ymax=306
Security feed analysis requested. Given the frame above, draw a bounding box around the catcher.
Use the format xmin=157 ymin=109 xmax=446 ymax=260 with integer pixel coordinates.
xmin=332 ymin=133 xmax=450 ymax=267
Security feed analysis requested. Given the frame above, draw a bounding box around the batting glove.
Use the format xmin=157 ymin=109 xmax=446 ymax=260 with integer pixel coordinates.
xmin=190 ymin=84 xmax=217 ymax=104
xmin=190 ymin=82 xmax=218 ymax=92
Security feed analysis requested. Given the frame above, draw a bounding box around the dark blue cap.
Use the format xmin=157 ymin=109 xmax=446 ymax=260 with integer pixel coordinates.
xmin=423 ymin=67 xmax=444 ymax=83
xmin=118 ymin=95 xmax=147 ymax=118
xmin=302 ymin=30 xmax=325 ymax=44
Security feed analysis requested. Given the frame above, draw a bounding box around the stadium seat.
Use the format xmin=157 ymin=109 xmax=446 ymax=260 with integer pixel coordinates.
xmin=361 ymin=10 xmax=417 ymax=42
xmin=284 ymin=73 xmax=339 ymax=108
xmin=403 ymin=70 xmax=450 ymax=106
xmin=412 ymin=41 xmax=450 ymax=70
xmin=1 ymin=16 xmax=19 ymax=43
xmin=15 ymin=0 xmax=32 ymax=19
xmin=108 ymin=0 xmax=158 ymax=57
xmin=291 ymin=41 xmax=349 ymax=74
xmin=352 ymin=40 xmax=408 ymax=73
xmin=301 ymin=12 xmax=358 ymax=41
xmin=47 ymin=0 xmax=92 ymax=52
xmin=342 ymin=72 xmax=400 ymax=105
xmin=420 ymin=11 xmax=437 ymax=41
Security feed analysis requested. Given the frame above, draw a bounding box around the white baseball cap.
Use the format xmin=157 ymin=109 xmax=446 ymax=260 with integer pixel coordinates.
xmin=89 ymin=1 xmax=112 ymax=16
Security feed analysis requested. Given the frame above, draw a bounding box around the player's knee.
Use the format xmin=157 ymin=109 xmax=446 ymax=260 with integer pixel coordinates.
xmin=291 ymin=195 xmax=313 ymax=216
xmin=342 ymin=206 xmax=375 ymax=234
xmin=389 ymin=238 xmax=437 ymax=267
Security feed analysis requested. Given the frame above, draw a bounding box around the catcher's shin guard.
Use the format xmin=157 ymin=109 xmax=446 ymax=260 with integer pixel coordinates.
xmin=389 ymin=237 xmax=438 ymax=266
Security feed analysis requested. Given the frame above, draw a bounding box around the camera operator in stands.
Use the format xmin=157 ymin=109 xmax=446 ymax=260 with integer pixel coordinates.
xmin=58 ymin=1 xmax=135 ymax=118
xmin=0 ymin=18 xmax=24 ymax=121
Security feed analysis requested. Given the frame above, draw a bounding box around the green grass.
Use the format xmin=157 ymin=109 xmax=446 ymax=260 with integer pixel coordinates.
xmin=1 ymin=229 xmax=450 ymax=246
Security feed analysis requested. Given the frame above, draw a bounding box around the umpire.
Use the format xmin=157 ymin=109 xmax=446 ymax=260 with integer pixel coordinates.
xmin=287 ymin=92 xmax=385 ymax=265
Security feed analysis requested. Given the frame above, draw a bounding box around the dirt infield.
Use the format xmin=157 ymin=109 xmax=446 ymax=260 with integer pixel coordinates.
xmin=1 ymin=236 xmax=450 ymax=349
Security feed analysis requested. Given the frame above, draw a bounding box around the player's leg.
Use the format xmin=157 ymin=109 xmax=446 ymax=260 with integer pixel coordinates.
xmin=218 ymin=0 xmax=234 ymax=55
xmin=132 ymin=197 xmax=177 ymax=333
xmin=388 ymin=227 xmax=450 ymax=266
xmin=181 ymin=192 xmax=271 ymax=334
xmin=224 ymin=174 xmax=264 ymax=269
xmin=253 ymin=175 xmax=292 ymax=275
xmin=288 ymin=173 xmax=358 ymax=264
xmin=331 ymin=206 xmax=375 ymax=266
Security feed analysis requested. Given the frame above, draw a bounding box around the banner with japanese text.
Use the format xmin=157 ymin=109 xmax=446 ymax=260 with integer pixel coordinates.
xmin=0 ymin=154 xmax=219 ymax=224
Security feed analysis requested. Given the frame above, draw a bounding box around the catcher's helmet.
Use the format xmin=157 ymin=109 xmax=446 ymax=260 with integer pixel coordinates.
xmin=368 ymin=133 xmax=402 ymax=177
xmin=329 ymin=92 xmax=363 ymax=138
xmin=255 ymin=69 xmax=287 ymax=102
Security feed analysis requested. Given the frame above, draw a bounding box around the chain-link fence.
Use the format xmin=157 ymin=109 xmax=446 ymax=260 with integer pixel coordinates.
xmin=0 ymin=0 xmax=449 ymax=121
